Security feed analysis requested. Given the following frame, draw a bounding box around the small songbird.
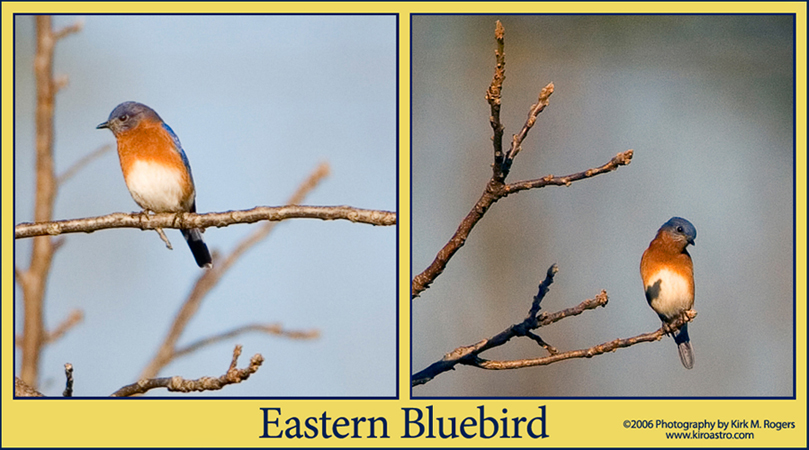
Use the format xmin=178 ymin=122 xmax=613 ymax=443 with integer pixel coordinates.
xmin=97 ymin=101 xmax=212 ymax=268
xmin=640 ymin=217 xmax=697 ymax=369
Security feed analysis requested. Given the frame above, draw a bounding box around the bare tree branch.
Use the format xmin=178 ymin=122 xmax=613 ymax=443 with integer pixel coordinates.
xmin=471 ymin=314 xmax=694 ymax=370
xmin=14 ymin=265 xmax=26 ymax=286
xmin=18 ymin=16 xmax=79 ymax=388
xmin=62 ymin=363 xmax=74 ymax=397
xmin=528 ymin=263 xmax=558 ymax=318
xmin=46 ymin=310 xmax=84 ymax=344
xmin=139 ymin=163 xmax=329 ymax=380
xmin=411 ymin=21 xmax=631 ymax=300
xmin=153 ymin=227 xmax=173 ymax=249
xmin=15 ymin=310 xmax=84 ymax=346
xmin=411 ymin=149 xmax=631 ymax=299
xmin=504 ymin=149 xmax=634 ymax=194
xmin=413 ymin=264 xmax=696 ymax=386
xmin=15 ymin=204 xmax=396 ymax=239
xmin=112 ymin=346 xmax=263 ymax=397
xmin=15 ymin=377 xmax=45 ymax=397
xmin=57 ymin=144 xmax=113 ymax=185
xmin=414 ymin=265 xmax=601 ymax=385
xmin=503 ymin=82 xmax=554 ymax=170
xmin=174 ymin=323 xmax=320 ymax=359
xmin=51 ymin=236 xmax=66 ymax=252
xmin=213 ymin=164 xmax=332 ymax=273
xmin=485 ymin=20 xmax=506 ymax=179
xmin=53 ymin=21 xmax=83 ymax=41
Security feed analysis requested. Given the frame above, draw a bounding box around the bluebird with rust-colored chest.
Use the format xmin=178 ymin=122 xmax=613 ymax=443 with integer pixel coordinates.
xmin=97 ymin=101 xmax=212 ymax=268
xmin=640 ymin=217 xmax=697 ymax=369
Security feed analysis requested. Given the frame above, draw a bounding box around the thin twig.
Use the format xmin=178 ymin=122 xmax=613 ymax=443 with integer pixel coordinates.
xmin=53 ymin=21 xmax=83 ymax=41
xmin=411 ymin=150 xmax=632 ymax=299
xmin=485 ymin=20 xmax=506 ymax=179
xmin=174 ymin=323 xmax=320 ymax=359
xmin=46 ymin=309 xmax=83 ymax=344
xmin=503 ymin=82 xmax=554 ymax=171
xmin=473 ymin=311 xmax=696 ymax=370
xmin=15 ymin=204 xmax=396 ymax=239
xmin=413 ymin=273 xmax=694 ymax=387
xmin=62 ymin=363 xmax=73 ymax=397
xmin=57 ymin=144 xmax=113 ymax=185
xmin=14 ymin=266 xmax=26 ymax=286
xmin=154 ymin=227 xmax=173 ymax=249
xmin=504 ymin=149 xmax=634 ymax=194
xmin=414 ymin=264 xmax=584 ymax=386
xmin=15 ymin=310 xmax=84 ymax=346
xmin=113 ymin=345 xmax=263 ymax=397
xmin=51 ymin=236 xmax=66 ymax=252
xmin=139 ymin=163 xmax=329 ymax=380
xmin=528 ymin=263 xmax=558 ymax=318
xmin=411 ymin=21 xmax=632 ymax=300
xmin=412 ymin=292 xmax=608 ymax=386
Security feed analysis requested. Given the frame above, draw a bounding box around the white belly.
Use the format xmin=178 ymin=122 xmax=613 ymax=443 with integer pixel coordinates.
xmin=124 ymin=159 xmax=192 ymax=212
xmin=646 ymin=268 xmax=693 ymax=320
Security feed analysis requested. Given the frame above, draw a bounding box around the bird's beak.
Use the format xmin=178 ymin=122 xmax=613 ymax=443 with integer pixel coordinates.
xmin=96 ymin=121 xmax=109 ymax=129
xmin=688 ymin=237 xmax=696 ymax=246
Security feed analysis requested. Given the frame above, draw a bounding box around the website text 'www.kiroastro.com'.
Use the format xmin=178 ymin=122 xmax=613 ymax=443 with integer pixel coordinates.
xmin=624 ymin=419 xmax=795 ymax=440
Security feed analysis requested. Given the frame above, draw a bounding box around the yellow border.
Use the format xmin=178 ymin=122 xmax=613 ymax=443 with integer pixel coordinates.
xmin=3 ymin=2 xmax=807 ymax=448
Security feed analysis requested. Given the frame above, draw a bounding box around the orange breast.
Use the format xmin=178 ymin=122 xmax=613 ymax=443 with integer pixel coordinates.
xmin=640 ymin=232 xmax=695 ymax=319
xmin=115 ymin=121 xmax=194 ymax=212
xmin=116 ymin=122 xmax=192 ymax=197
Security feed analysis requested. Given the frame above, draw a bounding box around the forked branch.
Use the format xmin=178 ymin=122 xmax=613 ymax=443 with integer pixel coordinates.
xmin=411 ymin=20 xmax=632 ymax=299
xmin=412 ymin=265 xmax=695 ymax=386
xmin=113 ymin=346 xmax=262 ymax=397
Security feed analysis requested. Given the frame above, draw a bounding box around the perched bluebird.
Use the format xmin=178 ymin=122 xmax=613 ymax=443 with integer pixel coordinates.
xmin=97 ymin=101 xmax=212 ymax=268
xmin=640 ymin=217 xmax=697 ymax=369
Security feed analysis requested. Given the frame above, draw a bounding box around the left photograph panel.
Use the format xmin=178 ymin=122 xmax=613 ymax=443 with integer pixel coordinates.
xmin=13 ymin=14 xmax=398 ymax=397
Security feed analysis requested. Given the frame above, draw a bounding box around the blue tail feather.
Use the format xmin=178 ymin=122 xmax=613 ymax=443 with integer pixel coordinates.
xmin=673 ymin=323 xmax=694 ymax=369
xmin=182 ymin=228 xmax=212 ymax=268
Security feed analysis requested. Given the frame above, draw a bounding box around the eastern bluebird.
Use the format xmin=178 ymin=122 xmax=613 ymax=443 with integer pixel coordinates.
xmin=97 ymin=101 xmax=212 ymax=268
xmin=640 ymin=217 xmax=696 ymax=369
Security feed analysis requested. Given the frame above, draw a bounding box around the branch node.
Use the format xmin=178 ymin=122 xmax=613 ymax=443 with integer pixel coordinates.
xmin=53 ymin=74 xmax=69 ymax=92
xmin=53 ymin=21 xmax=83 ymax=40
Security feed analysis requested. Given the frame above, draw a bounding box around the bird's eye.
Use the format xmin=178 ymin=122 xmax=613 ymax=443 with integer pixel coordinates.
xmin=676 ymin=226 xmax=684 ymax=233
xmin=118 ymin=114 xmax=128 ymax=122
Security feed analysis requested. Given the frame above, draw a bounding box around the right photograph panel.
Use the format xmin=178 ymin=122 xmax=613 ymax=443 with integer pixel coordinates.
xmin=411 ymin=14 xmax=795 ymax=398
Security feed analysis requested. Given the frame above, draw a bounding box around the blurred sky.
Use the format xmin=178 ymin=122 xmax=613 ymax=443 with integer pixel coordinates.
xmin=14 ymin=15 xmax=397 ymax=397
xmin=412 ymin=15 xmax=794 ymax=397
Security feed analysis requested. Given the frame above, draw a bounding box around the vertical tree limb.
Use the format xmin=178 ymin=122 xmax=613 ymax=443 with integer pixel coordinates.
xmin=486 ymin=20 xmax=506 ymax=180
xmin=19 ymin=16 xmax=57 ymax=387
xmin=18 ymin=16 xmax=82 ymax=388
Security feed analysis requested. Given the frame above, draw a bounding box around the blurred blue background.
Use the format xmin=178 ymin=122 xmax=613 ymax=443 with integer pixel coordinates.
xmin=412 ymin=15 xmax=794 ymax=397
xmin=14 ymin=15 xmax=397 ymax=397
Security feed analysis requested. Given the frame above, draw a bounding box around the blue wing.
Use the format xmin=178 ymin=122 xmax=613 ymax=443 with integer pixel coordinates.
xmin=162 ymin=122 xmax=194 ymax=180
